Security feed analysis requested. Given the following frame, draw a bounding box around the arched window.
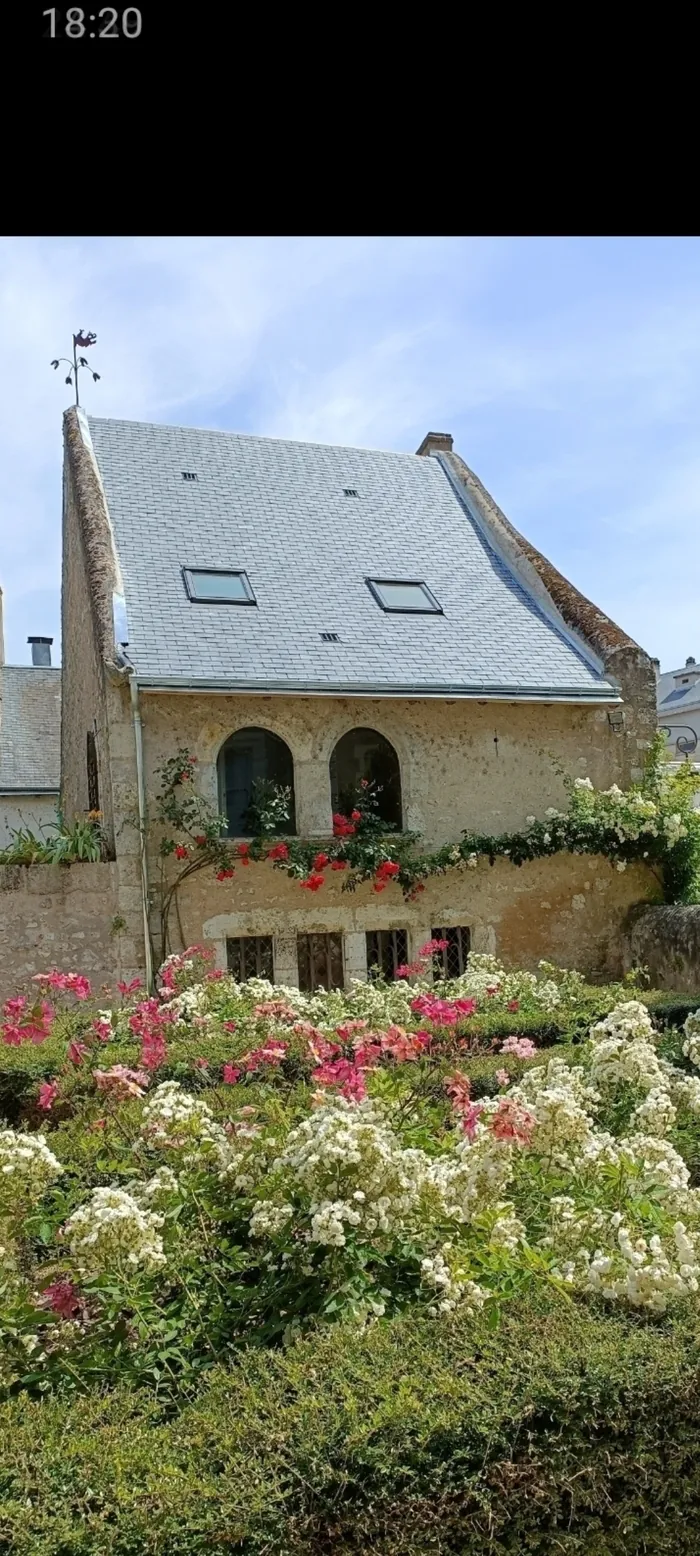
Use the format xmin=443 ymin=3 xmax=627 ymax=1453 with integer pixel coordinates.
xmin=330 ymin=727 xmax=402 ymax=830
xmin=217 ymin=728 xmax=296 ymax=836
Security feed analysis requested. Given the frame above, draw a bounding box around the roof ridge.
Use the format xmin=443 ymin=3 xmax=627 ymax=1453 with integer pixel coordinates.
xmin=85 ymin=414 xmax=428 ymax=462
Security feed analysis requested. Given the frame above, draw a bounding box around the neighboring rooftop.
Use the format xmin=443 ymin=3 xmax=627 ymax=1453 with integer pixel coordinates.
xmin=0 ymin=666 xmax=61 ymax=793
xmin=658 ymin=655 xmax=700 ymax=712
xmin=82 ymin=415 xmax=623 ymax=702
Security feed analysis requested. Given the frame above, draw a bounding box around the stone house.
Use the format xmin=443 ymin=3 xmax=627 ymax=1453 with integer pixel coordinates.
xmin=60 ymin=409 xmax=658 ymax=991
xmin=0 ymin=591 xmax=60 ymax=847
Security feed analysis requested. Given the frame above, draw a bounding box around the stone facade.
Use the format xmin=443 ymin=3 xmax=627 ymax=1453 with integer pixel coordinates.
xmin=73 ymin=678 xmax=659 ymax=984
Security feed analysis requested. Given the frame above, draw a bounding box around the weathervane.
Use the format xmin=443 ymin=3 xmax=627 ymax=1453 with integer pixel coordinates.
xmin=51 ymin=330 xmax=101 ymax=407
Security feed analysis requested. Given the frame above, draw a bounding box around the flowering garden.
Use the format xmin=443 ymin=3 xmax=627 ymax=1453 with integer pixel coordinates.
xmin=2 ymin=943 xmax=700 ymax=1551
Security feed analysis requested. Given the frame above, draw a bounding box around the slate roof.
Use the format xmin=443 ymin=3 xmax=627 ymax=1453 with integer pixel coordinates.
xmin=0 ymin=667 xmax=61 ymax=792
xmin=85 ymin=416 xmax=619 ymax=702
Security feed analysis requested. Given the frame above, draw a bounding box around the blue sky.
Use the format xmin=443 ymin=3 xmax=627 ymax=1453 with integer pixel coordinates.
xmin=1 ymin=236 xmax=698 ymax=671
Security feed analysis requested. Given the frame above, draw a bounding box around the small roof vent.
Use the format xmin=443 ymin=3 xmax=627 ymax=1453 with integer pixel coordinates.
xmin=320 ymin=632 xmax=340 ymax=642
xmin=181 ymin=471 xmax=198 ymax=482
xmin=343 ymin=487 xmax=359 ymax=497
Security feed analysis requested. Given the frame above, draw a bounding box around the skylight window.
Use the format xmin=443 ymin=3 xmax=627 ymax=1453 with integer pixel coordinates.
xmin=182 ymin=568 xmax=256 ymax=605
xmin=365 ymin=578 xmax=443 ymax=614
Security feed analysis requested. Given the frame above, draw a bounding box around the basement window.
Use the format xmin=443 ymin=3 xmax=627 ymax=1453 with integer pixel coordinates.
xmin=366 ymin=929 xmax=408 ymax=981
xmin=182 ymin=568 xmax=256 ymax=604
xmin=297 ymin=933 xmax=344 ymax=992
xmin=366 ymin=578 xmax=443 ymax=614
xmin=431 ymin=925 xmax=471 ymax=979
xmin=227 ymin=935 xmax=274 ymax=981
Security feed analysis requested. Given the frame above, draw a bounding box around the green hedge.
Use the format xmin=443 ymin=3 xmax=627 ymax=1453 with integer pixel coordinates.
xmin=1 ymin=1299 xmax=700 ymax=1554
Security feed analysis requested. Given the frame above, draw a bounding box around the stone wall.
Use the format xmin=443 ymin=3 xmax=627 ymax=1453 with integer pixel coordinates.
xmin=0 ymin=862 xmax=142 ymax=1004
xmin=624 ymin=905 xmax=700 ymax=994
xmin=61 ymin=444 xmax=115 ymax=844
xmin=134 ymin=690 xmax=658 ymax=978
xmin=138 ymin=689 xmax=646 ymax=851
xmin=174 ymin=852 xmax=657 ymax=985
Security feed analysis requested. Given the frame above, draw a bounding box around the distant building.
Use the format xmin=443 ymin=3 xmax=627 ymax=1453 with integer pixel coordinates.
xmin=0 ymin=593 xmax=60 ymax=847
xmin=657 ymin=655 xmax=700 ymax=760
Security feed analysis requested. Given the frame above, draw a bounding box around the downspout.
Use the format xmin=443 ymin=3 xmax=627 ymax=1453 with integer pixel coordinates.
xmin=129 ymin=673 xmax=154 ymax=992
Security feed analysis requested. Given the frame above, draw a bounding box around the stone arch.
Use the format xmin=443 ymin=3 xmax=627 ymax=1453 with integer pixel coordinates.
xmin=217 ymin=726 xmax=296 ymax=836
xmin=329 ymin=726 xmax=402 ymax=829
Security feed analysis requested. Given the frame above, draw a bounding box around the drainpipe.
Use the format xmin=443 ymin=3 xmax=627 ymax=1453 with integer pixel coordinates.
xmin=129 ymin=673 xmax=154 ymax=992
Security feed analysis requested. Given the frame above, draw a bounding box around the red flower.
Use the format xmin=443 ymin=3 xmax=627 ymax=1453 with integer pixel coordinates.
xmin=375 ymin=860 xmax=400 ymax=883
xmin=216 ymin=867 xmax=235 ymax=881
xmin=330 ymin=859 xmax=347 ymax=871
xmin=373 ymin=883 xmax=386 ymax=893
xmin=194 ymin=835 xmax=207 ymax=847
xmin=223 ymin=1064 xmax=241 ymax=1085
xmin=68 ymin=1040 xmax=89 ymax=1065
xmin=507 ymin=999 xmax=520 ymax=1012
xmin=488 ymin=1097 xmax=535 ymax=1145
xmin=312 ymin=852 xmax=330 ymax=871
xmin=332 ymin=813 xmax=356 ymax=838
xmin=175 ymin=845 xmax=189 ymax=860
xmin=237 ymin=843 xmax=250 ymax=866
xmin=300 ymin=873 xmax=325 ymax=892
xmin=117 ymin=978 xmax=142 ymax=995
xmin=267 ymin=842 xmax=289 ymax=861
xmin=38 ymin=1079 xmax=60 ymax=1111
xmin=223 ymin=1020 xmax=237 ymax=1033
xmin=194 ymin=1057 xmax=209 ymax=1070
xmin=351 ymin=809 xmax=362 ymax=821
xmin=41 ymin=1280 xmax=85 ymax=1320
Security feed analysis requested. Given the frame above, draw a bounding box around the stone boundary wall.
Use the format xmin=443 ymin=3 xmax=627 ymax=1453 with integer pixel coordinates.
xmin=624 ymin=905 xmax=700 ymax=995
xmin=0 ymin=863 xmax=142 ymax=1004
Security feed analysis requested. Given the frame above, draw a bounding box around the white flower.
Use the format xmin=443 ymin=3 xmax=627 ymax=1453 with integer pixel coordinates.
xmin=248 ymin=1201 xmax=294 ymax=1238
xmin=0 ymin=1130 xmax=61 ymax=1212
xmin=420 ymin=1246 xmax=486 ymax=1316
xmin=615 ymin=860 xmax=627 ymax=872
xmin=141 ymin=1081 xmax=226 ymax=1162
xmin=574 ymin=777 xmax=593 ymax=790
xmin=64 ymin=1186 xmax=166 ymax=1277
xmin=629 ymin=1087 xmax=677 ymax=1137
xmin=682 ymin=1011 xmax=700 ymax=1070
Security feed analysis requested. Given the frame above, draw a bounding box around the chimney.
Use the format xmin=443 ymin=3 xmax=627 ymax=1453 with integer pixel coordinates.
xmin=415 ymin=431 xmax=454 ymax=457
xmin=686 ymin=656 xmax=697 ymax=667
xmin=28 ymin=636 xmax=53 ymax=667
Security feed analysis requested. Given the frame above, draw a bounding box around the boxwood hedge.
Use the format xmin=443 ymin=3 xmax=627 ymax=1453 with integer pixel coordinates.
xmin=2 ymin=1298 xmax=700 ymax=1554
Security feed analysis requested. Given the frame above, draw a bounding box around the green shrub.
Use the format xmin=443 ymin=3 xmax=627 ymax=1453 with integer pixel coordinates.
xmin=1 ymin=1299 xmax=700 ymax=1554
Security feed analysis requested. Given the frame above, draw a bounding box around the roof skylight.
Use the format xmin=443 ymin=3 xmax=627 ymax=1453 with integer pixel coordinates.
xmin=366 ymin=578 xmax=443 ymax=614
xmin=182 ymin=569 xmax=256 ymax=605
